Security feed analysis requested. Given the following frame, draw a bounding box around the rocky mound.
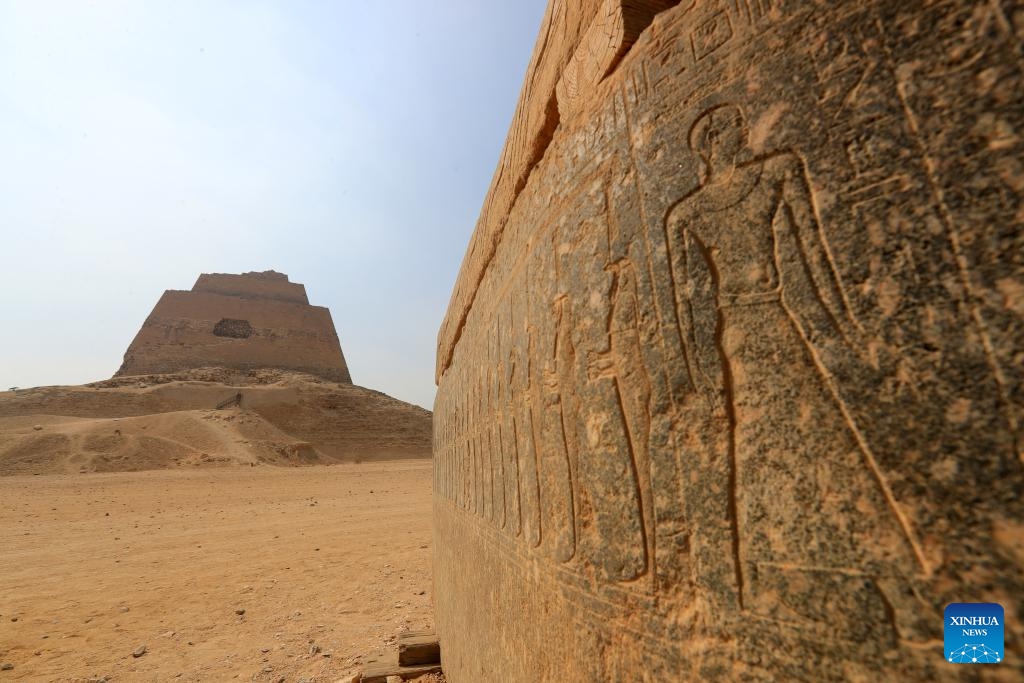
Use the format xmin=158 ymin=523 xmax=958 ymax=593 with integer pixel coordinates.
xmin=0 ymin=368 xmax=431 ymax=476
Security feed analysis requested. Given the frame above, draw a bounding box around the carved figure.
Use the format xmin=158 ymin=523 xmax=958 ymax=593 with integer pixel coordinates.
xmin=666 ymin=104 xmax=926 ymax=612
xmin=582 ymin=258 xmax=652 ymax=581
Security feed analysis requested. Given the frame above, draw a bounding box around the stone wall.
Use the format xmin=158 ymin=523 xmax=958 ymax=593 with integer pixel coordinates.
xmin=117 ymin=272 xmax=351 ymax=383
xmin=433 ymin=1 xmax=1023 ymax=680
xmin=192 ymin=270 xmax=310 ymax=304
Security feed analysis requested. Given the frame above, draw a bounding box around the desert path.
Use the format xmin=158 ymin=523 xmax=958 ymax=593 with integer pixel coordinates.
xmin=0 ymin=462 xmax=434 ymax=682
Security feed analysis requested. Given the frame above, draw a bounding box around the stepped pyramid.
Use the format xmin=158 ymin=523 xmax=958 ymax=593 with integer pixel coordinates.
xmin=116 ymin=270 xmax=351 ymax=383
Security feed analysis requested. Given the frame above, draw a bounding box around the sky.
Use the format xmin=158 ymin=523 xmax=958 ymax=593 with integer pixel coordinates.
xmin=0 ymin=0 xmax=548 ymax=410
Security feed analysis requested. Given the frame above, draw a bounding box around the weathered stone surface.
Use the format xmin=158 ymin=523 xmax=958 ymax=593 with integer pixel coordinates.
xmin=361 ymin=650 xmax=443 ymax=683
xmin=117 ymin=271 xmax=352 ymax=383
xmin=434 ymin=1 xmax=1023 ymax=680
xmin=192 ymin=270 xmax=310 ymax=304
xmin=397 ymin=631 xmax=440 ymax=666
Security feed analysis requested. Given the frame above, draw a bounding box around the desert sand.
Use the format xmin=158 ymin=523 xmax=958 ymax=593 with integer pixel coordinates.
xmin=0 ymin=461 xmax=434 ymax=682
xmin=0 ymin=369 xmax=432 ymax=476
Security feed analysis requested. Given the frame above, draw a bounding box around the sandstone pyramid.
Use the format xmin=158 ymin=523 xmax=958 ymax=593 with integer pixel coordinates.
xmin=117 ymin=271 xmax=351 ymax=383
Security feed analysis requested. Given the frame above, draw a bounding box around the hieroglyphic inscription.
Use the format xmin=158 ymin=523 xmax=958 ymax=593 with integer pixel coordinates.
xmin=557 ymin=1 xmax=681 ymax=119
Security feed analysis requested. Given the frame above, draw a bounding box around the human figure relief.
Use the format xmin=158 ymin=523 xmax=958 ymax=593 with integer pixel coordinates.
xmin=509 ymin=326 xmax=542 ymax=548
xmin=536 ymin=295 xmax=578 ymax=563
xmin=583 ymin=258 xmax=651 ymax=582
xmin=665 ymin=104 xmax=926 ymax=616
xmin=498 ymin=350 xmax=523 ymax=538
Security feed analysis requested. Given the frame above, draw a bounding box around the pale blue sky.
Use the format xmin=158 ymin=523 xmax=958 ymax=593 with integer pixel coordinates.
xmin=0 ymin=1 xmax=547 ymax=409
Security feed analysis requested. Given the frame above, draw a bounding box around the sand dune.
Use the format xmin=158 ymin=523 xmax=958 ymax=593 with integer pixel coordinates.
xmin=0 ymin=368 xmax=432 ymax=476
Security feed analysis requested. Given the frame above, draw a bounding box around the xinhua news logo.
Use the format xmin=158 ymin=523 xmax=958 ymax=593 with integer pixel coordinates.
xmin=945 ymin=603 xmax=1004 ymax=664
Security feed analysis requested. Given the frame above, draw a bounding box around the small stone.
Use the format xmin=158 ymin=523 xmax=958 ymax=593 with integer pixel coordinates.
xmin=33 ymin=425 xmax=42 ymax=431
xmin=386 ymin=676 xmax=403 ymax=683
xmin=0 ymin=663 xmax=12 ymax=671
xmin=161 ymin=630 xmax=175 ymax=638
xmin=309 ymin=643 xmax=321 ymax=655
xmin=33 ymin=650 xmax=40 ymax=656
xmin=235 ymin=608 xmax=246 ymax=616
xmin=119 ymin=606 xmax=129 ymax=613
xmin=260 ymin=648 xmax=270 ymax=653
xmin=9 ymin=617 xmax=17 ymax=622
xmin=132 ymin=645 xmax=146 ymax=658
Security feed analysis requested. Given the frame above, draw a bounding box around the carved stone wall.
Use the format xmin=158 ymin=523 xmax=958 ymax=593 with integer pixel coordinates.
xmin=433 ymin=1 xmax=1023 ymax=680
xmin=117 ymin=272 xmax=352 ymax=384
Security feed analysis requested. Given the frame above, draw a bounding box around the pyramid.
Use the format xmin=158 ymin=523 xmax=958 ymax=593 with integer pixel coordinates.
xmin=116 ymin=270 xmax=351 ymax=383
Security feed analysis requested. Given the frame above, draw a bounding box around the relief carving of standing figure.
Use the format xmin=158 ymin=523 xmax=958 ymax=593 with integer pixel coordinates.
xmin=665 ymin=104 xmax=925 ymax=620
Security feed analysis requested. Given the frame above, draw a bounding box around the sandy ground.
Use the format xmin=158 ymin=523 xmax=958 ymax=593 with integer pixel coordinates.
xmin=0 ymin=461 xmax=434 ymax=682
xmin=0 ymin=370 xmax=433 ymax=476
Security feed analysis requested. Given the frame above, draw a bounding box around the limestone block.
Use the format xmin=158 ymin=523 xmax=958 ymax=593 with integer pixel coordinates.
xmin=397 ymin=631 xmax=440 ymax=666
xmin=434 ymin=1 xmax=1024 ymax=681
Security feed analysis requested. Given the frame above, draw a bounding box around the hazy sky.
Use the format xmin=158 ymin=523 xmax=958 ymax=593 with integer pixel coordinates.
xmin=0 ymin=1 xmax=547 ymax=409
